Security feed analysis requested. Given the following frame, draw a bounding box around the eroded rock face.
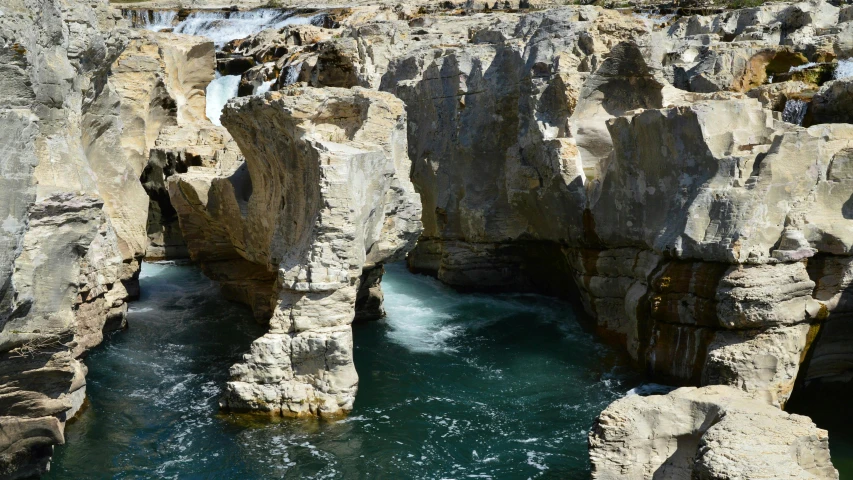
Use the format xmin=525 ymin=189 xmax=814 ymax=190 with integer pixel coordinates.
xmin=168 ymin=87 xmax=422 ymax=416
xmin=370 ymin=0 xmax=853 ymax=409
xmin=589 ymin=386 xmax=838 ymax=479
xmin=0 ymin=0 xmax=135 ymax=476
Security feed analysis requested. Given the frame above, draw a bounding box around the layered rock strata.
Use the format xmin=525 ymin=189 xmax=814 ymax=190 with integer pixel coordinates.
xmin=0 ymin=0 xmax=133 ymax=477
xmin=372 ymin=1 xmax=853 ymax=410
xmin=168 ymin=87 xmax=422 ymax=416
xmin=0 ymin=2 xmax=231 ymax=476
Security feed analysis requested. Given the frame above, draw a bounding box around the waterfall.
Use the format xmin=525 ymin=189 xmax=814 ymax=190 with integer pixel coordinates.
xmin=144 ymin=11 xmax=177 ymax=31
xmin=782 ymin=99 xmax=808 ymax=125
xmin=254 ymin=79 xmax=275 ymax=95
xmin=206 ymin=73 xmax=241 ymax=126
xmin=835 ymin=59 xmax=853 ymax=80
xmin=124 ymin=8 xmax=323 ymax=48
xmin=788 ymin=62 xmax=817 ymax=73
xmin=282 ymin=62 xmax=303 ymax=86
xmin=173 ymin=9 xmax=320 ymax=48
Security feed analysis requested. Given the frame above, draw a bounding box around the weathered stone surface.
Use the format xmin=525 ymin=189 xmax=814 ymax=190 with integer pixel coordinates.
xmin=169 ymin=86 xmax=422 ymax=416
xmin=811 ymin=78 xmax=853 ymax=124
xmin=0 ymin=0 xmax=140 ymax=476
xmin=373 ymin=0 xmax=853 ymax=415
xmin=589 ymin=386 xmax=838 ymax=480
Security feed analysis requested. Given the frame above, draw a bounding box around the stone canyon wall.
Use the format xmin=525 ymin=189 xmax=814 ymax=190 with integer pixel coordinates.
xmin=4 ymin=0 xmax=853 ymax=478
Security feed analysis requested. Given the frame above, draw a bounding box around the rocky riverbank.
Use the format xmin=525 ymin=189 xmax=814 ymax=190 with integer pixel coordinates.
xmin=2 ymin=0 xmax=853 ymax=477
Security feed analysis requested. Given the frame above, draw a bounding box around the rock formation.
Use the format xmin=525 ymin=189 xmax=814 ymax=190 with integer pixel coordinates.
xmin=168 ymin=87 xmax=422 ymax=416
xmin=4 ymin=0 xmax=853 ymax=477
xmin=0 ymin=0 xmax=132 ymax=477
xmin=589 ymin=386 xmax=838 ymax=479
xmin=0 ymin=1 xmax=227 ymax=476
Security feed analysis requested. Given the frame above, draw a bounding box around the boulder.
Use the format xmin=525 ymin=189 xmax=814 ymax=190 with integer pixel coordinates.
xmin=589 ymin=386 xmax=838 ymax=480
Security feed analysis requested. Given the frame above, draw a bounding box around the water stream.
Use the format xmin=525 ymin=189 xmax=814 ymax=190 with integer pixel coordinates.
xmin=205 ymin=73 xmax=241 ymax=126
xmin=48 ymin=262 xmax=639 ymax=479
xmin=782 ymin=98 xmax=808 ymax=125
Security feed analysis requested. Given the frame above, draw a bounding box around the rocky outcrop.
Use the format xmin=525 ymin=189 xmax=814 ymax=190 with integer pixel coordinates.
xmin=372 ymin=0 xmax=853 ymax=410
xmin=0 ymin=1 xmax=230 ymax=476
xmin=589 ymin=386 xmax=838 ymax=479
xmin=108 ymin=29 xmax=229 ymax=260
xmin=3 ymin=0 xmax=853 ymax=476
xmin=811 ymin=78 xmax=853 ymax=124
xmin=0 ymin=0 xmax=135 ymax=477
xmin=168 ymin=87 xmax=422 ymax=416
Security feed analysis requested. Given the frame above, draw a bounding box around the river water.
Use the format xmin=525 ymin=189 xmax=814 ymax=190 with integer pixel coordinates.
xmin=47 ymin=262 xmax=639 ymax=479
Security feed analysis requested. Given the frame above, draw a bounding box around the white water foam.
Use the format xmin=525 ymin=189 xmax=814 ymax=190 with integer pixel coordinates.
xmin=835 ymin=59 xmax=853 ymax=80
xmin=173 ymin=9 xmax=318 ymax=48
xmin=789 ymin=61 xmax=817 ymax=72
xmin=383 ymin=295 xmax=461 ymax=353
xmin=206 ymin=73 xmax=240 ymax=126
xmin=782 ymin=98 xmax=808 ymax=125
xmin=254 ymin=79 xmax=275 ymax=95
xmin=143 ymin=10 xmax=177 ymax=32
xmin=625 ymin=383 xmax=676 ymax=396
xmin=382 ymin=265 xmax=463 ymax=354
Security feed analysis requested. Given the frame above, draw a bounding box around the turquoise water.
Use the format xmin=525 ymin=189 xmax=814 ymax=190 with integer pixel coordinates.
xmin=48 ymin=262 xmax=639 ymax=479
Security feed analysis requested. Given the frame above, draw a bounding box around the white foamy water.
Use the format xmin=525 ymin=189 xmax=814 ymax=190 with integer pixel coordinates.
xmin=782 ymin=98 xmax=808 ymax=125
xmin=137 ymin=10 xmax=178 ymax=32
xmin=173 ymin=9 xmax=319 ymax=47
xmin=282 ymin=62 xmax=303 ymax=86
xmin=625 ymin=383 xmax=676 ymax=396
xmin=382 ymin=282 xmax=462 ymax=354
xmin=789 ymin=62 xmax=817 ymax=73
xmin=835 ymin=59 xmax=853 ymax=80
xmin=206 ymin=73 xmax=240 ymax=126
xmin=254 ymin=79 xmax=275 ymax=95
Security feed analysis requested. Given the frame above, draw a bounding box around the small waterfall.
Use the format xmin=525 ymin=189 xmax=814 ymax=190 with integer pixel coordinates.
xmin=254 ymin=79 xmax=275 ymax=95
xmin=173 ymin=9 xmax=320 ymax=48
xmin=835 ymin=59 xmax=853 ymax=80
xmin=144 ymin=11 xmax=178 ymax=32
xmin=206 ymin=73 xmax=241 ymax=126
xmin=282 ymin=62 xmax=303 ymax=86
xmin=789 ymin=62 xmax=817 ymax=73
xmin=123 ymin=10 xmax=178 ymax=31
xmin=782 ymin=99 xmax=808 ymax=125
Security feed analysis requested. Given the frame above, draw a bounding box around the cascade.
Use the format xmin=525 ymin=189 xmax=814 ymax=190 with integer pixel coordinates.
xmin=205 ymin=73 xmax=240 ymax=126
xmin=782 ymin=98 xmax=808 ymax=125
xmin=173 ymin=9 xmax=320 ymax=47
xmin=835 ymin=58 xmax=853 ymax=80
xmin=282 ymin=62 xmax=303 ymax=86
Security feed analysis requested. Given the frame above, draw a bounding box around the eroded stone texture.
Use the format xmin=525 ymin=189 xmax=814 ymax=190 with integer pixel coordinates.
xmin=0 ymin=1 xmax=141 ymax=476
xmin=168 ymin=87 xmax=422 ymax=416
xmin=373 ymin=0 xmax=853 ymax=411
xmin=589 ymin=386 xmax=838 ymax=480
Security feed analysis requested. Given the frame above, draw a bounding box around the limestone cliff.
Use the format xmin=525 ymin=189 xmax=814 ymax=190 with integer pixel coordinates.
xmin=168 ymin=87 xmax=422 ymax=416
xmin=373 ymin=1 xmax=853 ymax=411
xmin=4 ymin=0 xmax=853 ymax=477
xmin=0 ymin=1 xmax=132 ymax=477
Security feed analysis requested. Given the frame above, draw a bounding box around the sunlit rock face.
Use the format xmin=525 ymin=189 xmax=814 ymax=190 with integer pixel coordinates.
xmin=168 ymin=87 xmax=422 ymax=417
xmin=0 ymin=0 xmax=135 ymax=477
xmin=589 ymin=385 xmax=838 ymax=479
xmin=373 ymin=0 xmax=853 ymax=412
